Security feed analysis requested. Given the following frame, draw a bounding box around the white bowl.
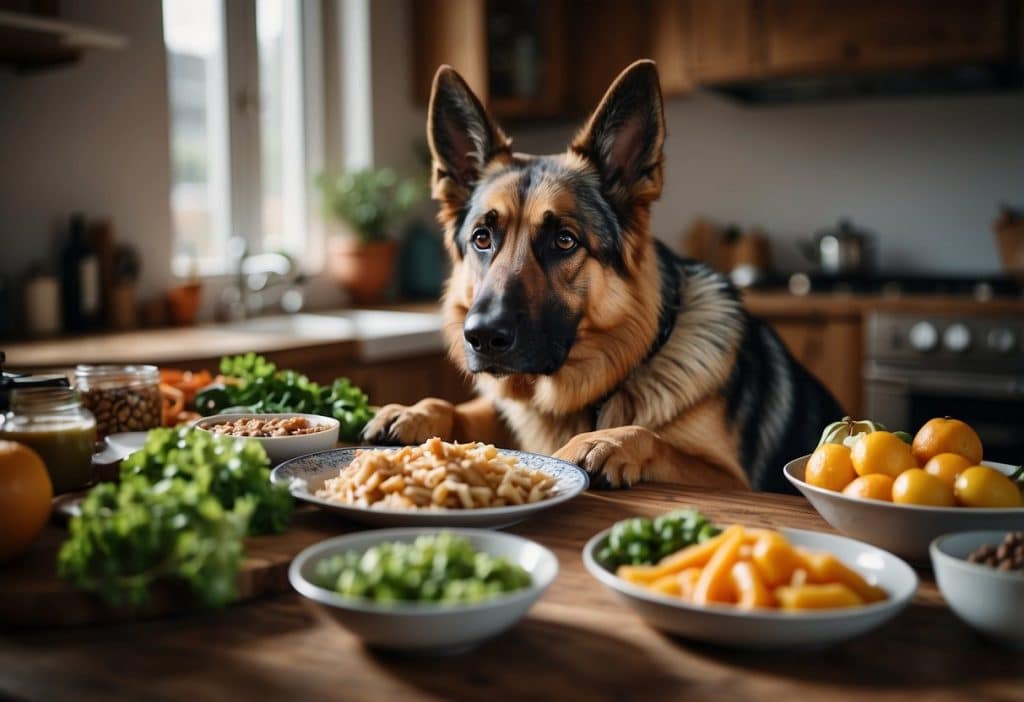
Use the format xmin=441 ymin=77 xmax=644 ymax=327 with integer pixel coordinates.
xmin=583 ymin=526 xmax=917 ymax=649
xmin=785 ymin=456 xmax=1024 ymax=562
xmin=289 ymin=527 xmax=558 ymax=653
xmin=194 ymin=413 xmax=339 ymax=465
xmin=931 ymin=530 xmax=1024 ymax=649
xmin=271 ymin=447 xmax=588 ymax=529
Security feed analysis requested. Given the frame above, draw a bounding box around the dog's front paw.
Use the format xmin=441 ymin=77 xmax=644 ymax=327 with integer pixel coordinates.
xmin=553 ymin=427 xmax=653 ymax=489
xmin=361 ymin=398 xmax=457 ymax=445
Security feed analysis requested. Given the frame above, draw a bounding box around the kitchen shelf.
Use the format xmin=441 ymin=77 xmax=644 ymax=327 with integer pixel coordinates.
xmin=0 ymin=9 xmax=127 ymax=72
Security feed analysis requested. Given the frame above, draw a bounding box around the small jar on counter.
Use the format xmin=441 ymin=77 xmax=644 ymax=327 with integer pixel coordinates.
xmin=75 ymin=365 xmax=162 ymax=439
xmin=0 ymin=387 xmax=97 ymax=493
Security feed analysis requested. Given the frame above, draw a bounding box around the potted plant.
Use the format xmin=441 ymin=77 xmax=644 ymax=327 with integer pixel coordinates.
xmin=317 ymin=167 xmax=424 ymax=304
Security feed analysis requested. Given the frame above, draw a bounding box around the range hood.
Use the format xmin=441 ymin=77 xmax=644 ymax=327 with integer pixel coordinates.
xmin=709 ymin=63 xmax=1024 ymax=106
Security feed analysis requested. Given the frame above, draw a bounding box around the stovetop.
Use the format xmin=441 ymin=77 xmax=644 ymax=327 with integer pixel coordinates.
xmin=782 ymin=273 xmax=1024 ymax=299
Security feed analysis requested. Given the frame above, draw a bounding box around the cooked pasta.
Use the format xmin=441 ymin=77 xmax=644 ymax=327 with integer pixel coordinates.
xmin=315 ymin=437 xmax=557 ymax=510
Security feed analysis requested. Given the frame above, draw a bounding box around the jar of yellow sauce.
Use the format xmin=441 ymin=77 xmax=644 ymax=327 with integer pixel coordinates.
xmin=0 ymin=387 xmax=96 ymax=494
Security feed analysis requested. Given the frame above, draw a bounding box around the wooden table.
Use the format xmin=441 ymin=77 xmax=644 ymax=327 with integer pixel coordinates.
xmin=1 ymin=486 xmax=1021 ymax=702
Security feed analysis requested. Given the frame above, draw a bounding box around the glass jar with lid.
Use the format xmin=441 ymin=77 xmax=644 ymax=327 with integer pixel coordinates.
xmin=0 ymin=387 xmax=97 ymax=493
xmin=74 ymin=365 xmax=162 ymax=440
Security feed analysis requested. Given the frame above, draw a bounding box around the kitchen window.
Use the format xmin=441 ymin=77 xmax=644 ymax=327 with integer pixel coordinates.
xmin=162 ymin=0 xmax=323 ymax=276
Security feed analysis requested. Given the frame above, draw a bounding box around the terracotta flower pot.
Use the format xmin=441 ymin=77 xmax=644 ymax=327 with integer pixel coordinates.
xmin=326 ymin=237 xmax=400 ymax=304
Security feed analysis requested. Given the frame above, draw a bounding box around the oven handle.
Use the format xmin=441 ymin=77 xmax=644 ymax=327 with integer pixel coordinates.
xmin=864 ymin=368 xmax=1024 ymax=400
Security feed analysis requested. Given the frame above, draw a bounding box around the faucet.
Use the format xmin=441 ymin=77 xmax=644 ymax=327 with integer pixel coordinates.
xmin=219 ymin=237 xmax=306 ymax=320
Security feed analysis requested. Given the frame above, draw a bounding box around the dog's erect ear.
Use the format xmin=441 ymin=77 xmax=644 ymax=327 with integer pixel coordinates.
xmin=427 ymin=66 xmax=512 ymax=214
xmin=571 ymin=60 xmax=665 ymax=212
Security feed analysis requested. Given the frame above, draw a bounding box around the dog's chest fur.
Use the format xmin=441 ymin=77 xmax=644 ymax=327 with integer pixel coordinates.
xmin=480 ymin=252 xmax=746 ymax=457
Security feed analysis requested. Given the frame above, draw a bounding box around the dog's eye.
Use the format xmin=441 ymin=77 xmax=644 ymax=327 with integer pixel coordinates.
xmin=471 ymin=227 xmax=492 ymax=251
xmin=553 ymin=230 xmax=578 ymax=252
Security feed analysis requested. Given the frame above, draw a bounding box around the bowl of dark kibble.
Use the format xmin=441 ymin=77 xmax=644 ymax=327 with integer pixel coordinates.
xmin=930 ymin=530 xmax=1024 ymax=649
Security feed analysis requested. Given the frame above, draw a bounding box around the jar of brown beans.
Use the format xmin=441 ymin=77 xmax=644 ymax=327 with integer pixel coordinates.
xmin=75 ymin=365 xmax=162 ymax=440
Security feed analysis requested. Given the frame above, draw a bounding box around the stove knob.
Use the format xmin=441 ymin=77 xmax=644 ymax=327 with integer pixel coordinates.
xmin=987 ymin=327 xmax=1017 ymax=354
xmin=908 ymin=321 xmax=939 ymax=352
xmin=943 ymin=323 xmax=972 ymax=353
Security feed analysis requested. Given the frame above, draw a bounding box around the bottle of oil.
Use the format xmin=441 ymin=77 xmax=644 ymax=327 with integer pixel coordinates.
xmin=60 ymin=213 xmax=101 ymax=332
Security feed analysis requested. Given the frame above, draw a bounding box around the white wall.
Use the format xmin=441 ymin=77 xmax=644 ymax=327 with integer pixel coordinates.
xmin=0 ymin=0 xmax=174 ymax=300
xmin=369 ymin=0 xmax=426 ymax=174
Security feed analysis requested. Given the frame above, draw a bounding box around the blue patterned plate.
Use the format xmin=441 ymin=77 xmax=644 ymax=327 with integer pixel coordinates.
xmin=271 ymin=446 xmax=589 ymax=528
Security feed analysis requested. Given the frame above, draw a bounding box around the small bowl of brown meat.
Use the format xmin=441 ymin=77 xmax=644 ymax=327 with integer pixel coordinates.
xmin=195 ymin=413 xmax=340 ymax=466
xmin=931 ymin=530 xmax=1024 ymax=649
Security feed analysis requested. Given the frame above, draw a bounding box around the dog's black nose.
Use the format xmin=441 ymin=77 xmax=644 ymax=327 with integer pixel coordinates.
xmin=464 ymin=311 xmax=516 ymax=354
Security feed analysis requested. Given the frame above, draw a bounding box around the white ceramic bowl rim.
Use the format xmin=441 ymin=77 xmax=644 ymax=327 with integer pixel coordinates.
xmin=289 ymin=527 xmax=559 ymax=615
xmin=193 ymin=412 xmax=340 ymax=441
xmin=784 ymin=457 xmax=1024 ymax=515
xmin=273 ymin=446 xmax=589 ymax=517
xmin=583 ymin=526 xmax=918 ymax=621
xmin=930 ymin=530 xmax=1024 ymax=584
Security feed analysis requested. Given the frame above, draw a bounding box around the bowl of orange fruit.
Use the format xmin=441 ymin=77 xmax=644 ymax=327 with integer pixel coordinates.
xmin=784 ymin=417 xmax=1023 ymax=561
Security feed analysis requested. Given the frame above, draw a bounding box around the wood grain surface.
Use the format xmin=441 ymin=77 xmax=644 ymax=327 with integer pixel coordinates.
xmin=0 ymin=508 xmax=353 ymax=628
xmin=2 ymin=484 xmax=1021 ymax=702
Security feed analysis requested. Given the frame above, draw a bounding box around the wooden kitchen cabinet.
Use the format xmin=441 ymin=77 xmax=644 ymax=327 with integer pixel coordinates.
xmin=761 ymin=0 xmax=1010 ymax=77
xmin=563 ymin=0 xmax=694 ymax=112
xmin=688 ymin=0 xmax=761 ymax=83
xmin=410 ymin=0 xmax=489 ymax=104
xmin=411 ymin=0 xmax=569 ymax=119
xmin=409 ymin=0 xmax=694 ymax=120
xmin=411 ymin=0 xmax=1021 ymax=113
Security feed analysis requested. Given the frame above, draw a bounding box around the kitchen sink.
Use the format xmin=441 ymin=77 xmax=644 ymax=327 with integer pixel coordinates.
xmin=221 ymin=310 xmax=445 ymax=362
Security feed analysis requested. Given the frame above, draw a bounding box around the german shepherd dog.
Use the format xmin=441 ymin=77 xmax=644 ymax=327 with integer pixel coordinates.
xmin=362 ymin=60 xmax=843 ymax=492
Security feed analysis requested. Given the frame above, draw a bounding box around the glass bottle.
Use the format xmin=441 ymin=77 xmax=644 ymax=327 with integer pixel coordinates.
xmin=0 ymin=387 xmax=97 ymax=493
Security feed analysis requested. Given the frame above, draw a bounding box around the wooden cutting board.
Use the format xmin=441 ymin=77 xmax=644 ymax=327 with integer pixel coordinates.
xmin=0 ymin=507 xmax=352 ymax=629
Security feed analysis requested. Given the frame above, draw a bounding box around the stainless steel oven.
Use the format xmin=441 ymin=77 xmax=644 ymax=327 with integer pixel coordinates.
xmin=864 ymin=312 xmax=1024 ymax=464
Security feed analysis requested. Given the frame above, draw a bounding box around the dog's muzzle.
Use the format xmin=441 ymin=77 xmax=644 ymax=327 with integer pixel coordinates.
xmin=462 ymin=301 xmax=570 ymax=376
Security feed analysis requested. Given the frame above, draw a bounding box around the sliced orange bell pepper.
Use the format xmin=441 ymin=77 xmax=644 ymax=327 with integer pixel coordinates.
xmin=692 ymin=524 xmax=745 ymax=605
xmin=616 ymin=529 xmax=731 ymax=585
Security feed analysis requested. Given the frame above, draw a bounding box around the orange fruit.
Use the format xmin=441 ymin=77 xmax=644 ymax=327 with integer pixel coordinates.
xmin=0 ymin=440 xmax=53 ymax=562
xmin=805 ymin=443 xmax=856 ymax=492
xmin=850 ymin=431 xmax=918 ymax=479
xmin=954 ymin=466 xmax=1023 ymax=508
xmin=912 ymin=417 xmax=982 ymax=466
xmin=923 ymin=453 xmax=973 ymax=487
xmin=842 ymin=474 xmax=895 ymax=502
xmin=892 ymin=468 xmax=956 ymax=507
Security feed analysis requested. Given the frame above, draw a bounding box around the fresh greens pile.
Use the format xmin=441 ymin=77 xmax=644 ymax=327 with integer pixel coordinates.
xmin=596 ymin=508 xmax=720 ymax=569
xmin=312 ymin=533 xmax=532 ymax=604
xmin=120 ymin=426 xmax=293 ymax=535
xmin=57 ymin=427 xmax=293 ymax=607
xmin=195 ymin=353 xmax=374 ymax=442
xmin=58 ymin=477 xmax=251 ymax=608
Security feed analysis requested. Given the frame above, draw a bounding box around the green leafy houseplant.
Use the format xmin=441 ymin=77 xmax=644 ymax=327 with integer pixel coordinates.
xmin=316 ymin=168 xmax=423 ymax=244
xmin=317 ymin=167 xmax=426 ymax=303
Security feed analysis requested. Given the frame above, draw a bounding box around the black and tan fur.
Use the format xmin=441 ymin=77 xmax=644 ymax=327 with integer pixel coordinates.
xmin=362 ymin=60 xmax=842 ymax=492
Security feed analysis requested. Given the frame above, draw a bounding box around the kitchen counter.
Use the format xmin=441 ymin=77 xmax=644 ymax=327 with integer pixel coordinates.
xmin=2 ymin=307 xmax=446 ymax=370
xmin=743 ymin=291 xmax=1024 ymax=318
xmin=1 ymin=484 xmax=1019 ymax=702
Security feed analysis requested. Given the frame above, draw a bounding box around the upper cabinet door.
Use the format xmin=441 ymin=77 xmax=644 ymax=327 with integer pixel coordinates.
xmin=763 ymin=0 xmax=1010 ymax=77
xmin=411 ymin=0 xmax=489 ymax=105
xmin=689 ymin=0 xmax=761 ymax=83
